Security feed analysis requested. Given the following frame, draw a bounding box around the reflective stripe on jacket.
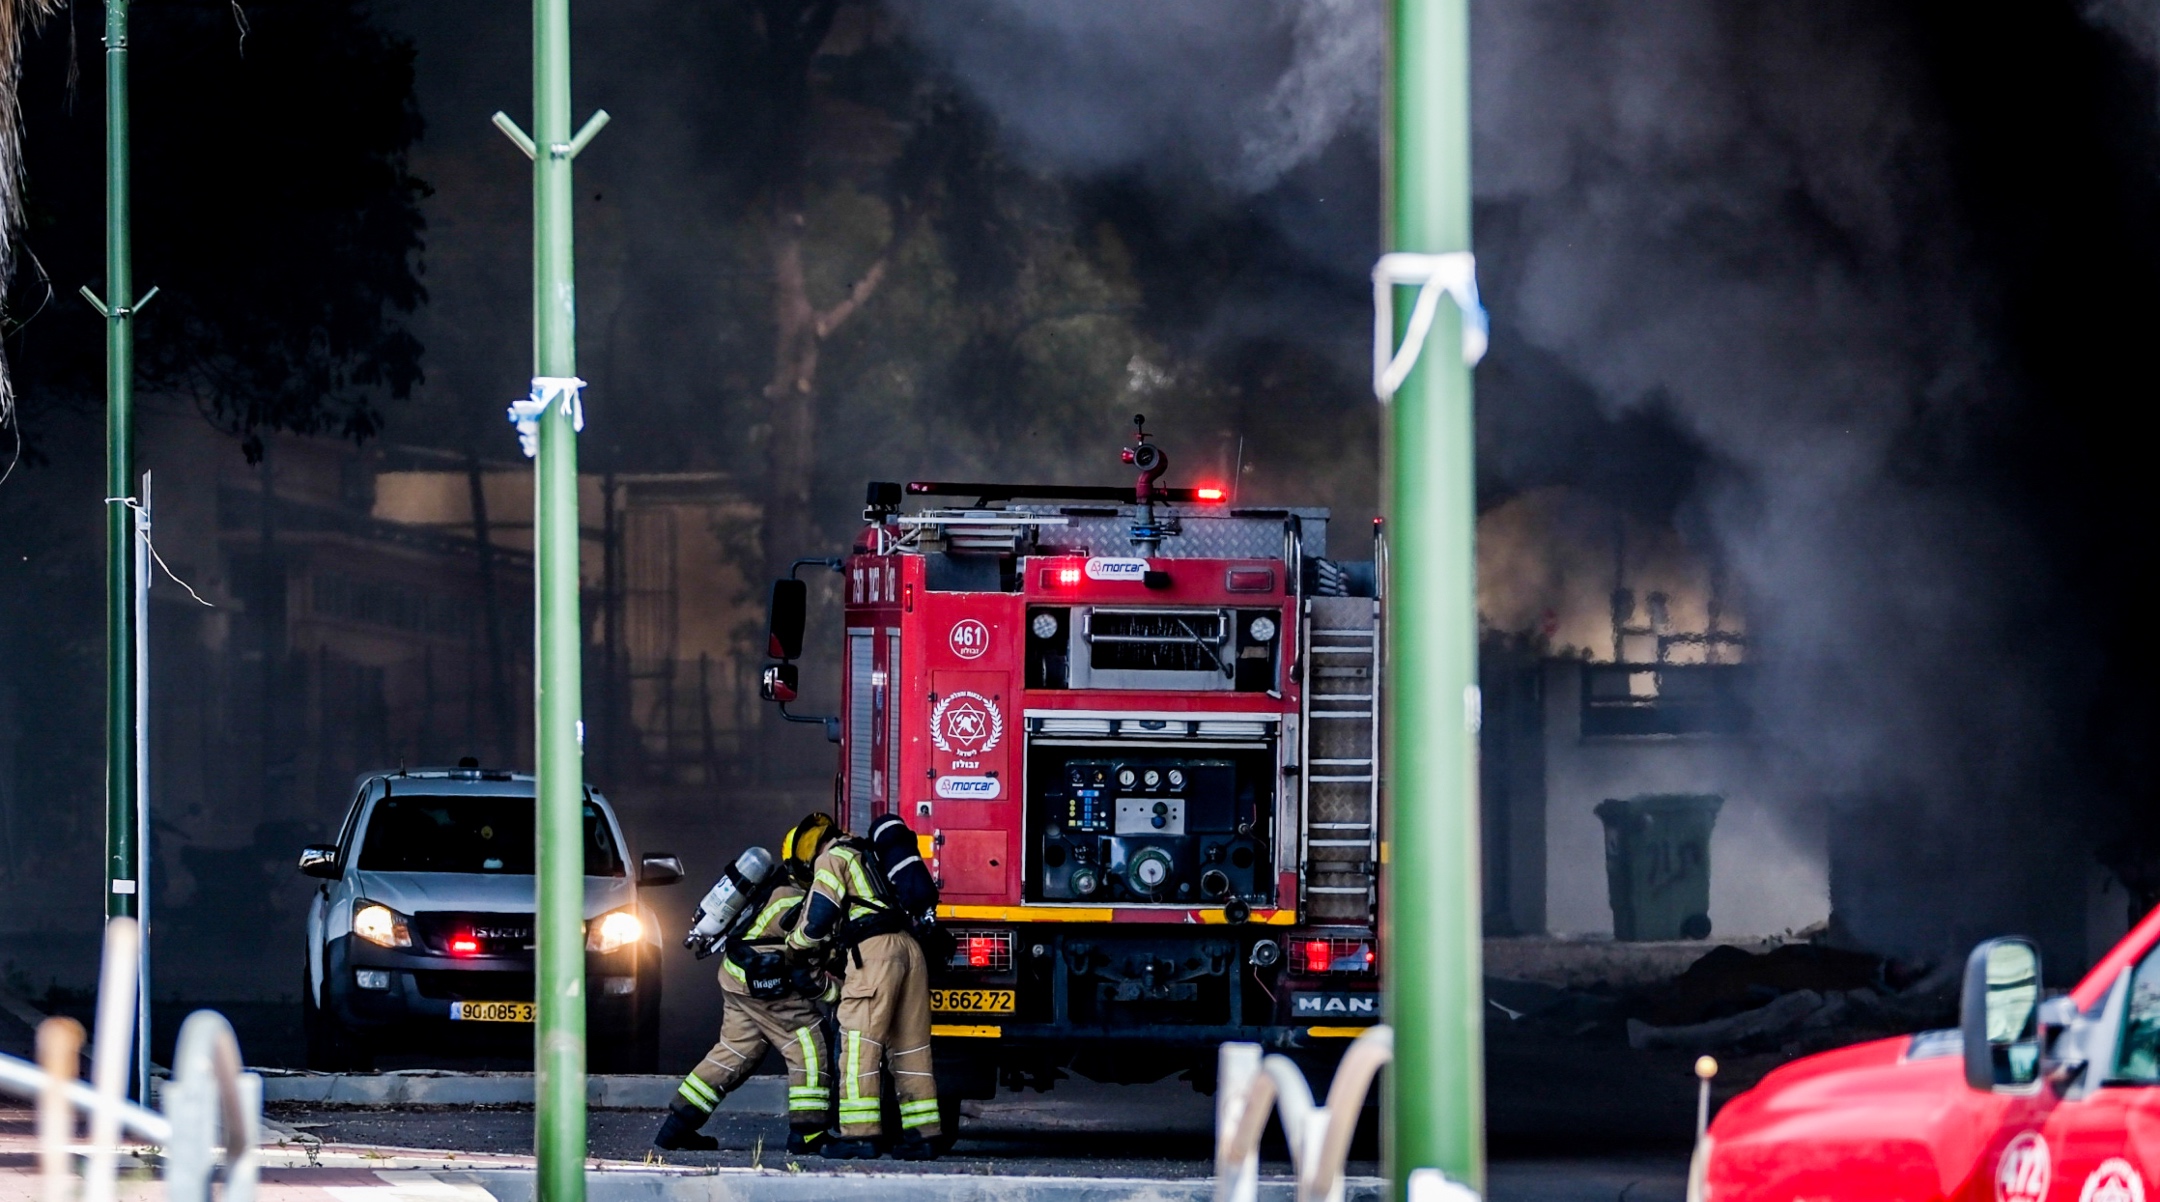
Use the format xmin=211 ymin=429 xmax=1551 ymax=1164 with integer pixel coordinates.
xmin=721 ymin=882 xmax=806 ymax=987
xmin=787 ymin=842 xmax=887 ymax=954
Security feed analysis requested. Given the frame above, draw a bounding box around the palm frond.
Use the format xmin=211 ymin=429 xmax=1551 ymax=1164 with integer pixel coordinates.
xmin=0 ymin=0 xmax=63 ymax=427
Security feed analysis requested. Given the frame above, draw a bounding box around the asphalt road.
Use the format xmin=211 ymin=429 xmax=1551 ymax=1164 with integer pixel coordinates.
xmin=267 ymin=1076 xmax=1691 ymax=1201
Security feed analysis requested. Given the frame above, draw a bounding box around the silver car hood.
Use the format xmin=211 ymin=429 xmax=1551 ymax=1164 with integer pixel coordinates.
xmin=348 ymin=870 xmax=633 ymax=919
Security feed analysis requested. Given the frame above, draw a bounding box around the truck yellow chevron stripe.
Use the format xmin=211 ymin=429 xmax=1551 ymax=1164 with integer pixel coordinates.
xmin=936 ymin=904 xmax=1299 ymax=925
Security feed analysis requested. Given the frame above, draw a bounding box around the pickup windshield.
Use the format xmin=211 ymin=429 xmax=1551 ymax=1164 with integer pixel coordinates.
xmin=357 ymin=794 xmax=625 ymax=876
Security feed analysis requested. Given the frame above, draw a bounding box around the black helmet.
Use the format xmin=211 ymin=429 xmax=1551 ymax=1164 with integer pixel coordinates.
xmin=782 ymin=812 xmax=837 ymax=886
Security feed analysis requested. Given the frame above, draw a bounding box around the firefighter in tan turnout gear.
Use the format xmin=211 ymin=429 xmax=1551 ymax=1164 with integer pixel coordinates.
xmin=783 ymin=811 xmax=942 ymax=1161
xmin=652 ymin=843 xmax=833 ymax=1154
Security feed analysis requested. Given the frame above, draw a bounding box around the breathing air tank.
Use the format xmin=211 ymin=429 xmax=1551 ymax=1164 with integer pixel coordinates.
xmin=684 ymin=846 xmax=776 ymax=958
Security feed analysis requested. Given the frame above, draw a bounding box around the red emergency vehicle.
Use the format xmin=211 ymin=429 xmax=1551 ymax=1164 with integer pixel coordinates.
xmin=755 ymin=420 xmax=1382 ymax=1092
xmin=1694 ymin=907 xmax=2160 ymax=1201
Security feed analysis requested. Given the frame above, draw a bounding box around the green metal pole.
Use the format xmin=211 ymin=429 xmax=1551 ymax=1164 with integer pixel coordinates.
xmin=1382 ymin=0 xmax=1483 ymax=1195
xmin=101 ymin=0 xmax=138 ymax=925
xmin=528 ymin=0 xmax=588 ymax=1194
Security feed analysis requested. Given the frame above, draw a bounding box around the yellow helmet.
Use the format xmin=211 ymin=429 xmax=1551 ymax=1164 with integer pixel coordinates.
xmin=782 ymin=812 xmax=837 ymax=885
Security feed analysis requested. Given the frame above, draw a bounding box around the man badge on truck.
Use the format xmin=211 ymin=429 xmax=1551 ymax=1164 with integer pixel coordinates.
xmin=932 ymin=690 xmax=1003 ymax=756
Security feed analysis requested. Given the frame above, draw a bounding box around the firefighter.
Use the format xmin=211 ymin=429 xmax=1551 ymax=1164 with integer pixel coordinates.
xmin=782 ymin=811 xmax=941 ymax=1160
xmin=652 ymin=839 xmax=833 ymax=1155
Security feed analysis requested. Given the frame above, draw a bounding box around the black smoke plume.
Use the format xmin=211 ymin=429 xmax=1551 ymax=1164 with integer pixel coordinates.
xmin=898 ymin=0 xmax=2160 ymax=962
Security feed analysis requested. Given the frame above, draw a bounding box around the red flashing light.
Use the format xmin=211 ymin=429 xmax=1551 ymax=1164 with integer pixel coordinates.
xmin=450 ymin=936 xmax=480 ymax=955
xmin=1302 ymin=940 xmax=1331 ymax=973
xmin=1295 ymin=938 xmax=1375 ymax=974
xmin=948 ymin=928 xmax=1013 ymax=971
xmin=1195 ymin=486 xmax=1226 ymax=503
xmin=1059 ymin=567 xmax=1081 ymax=586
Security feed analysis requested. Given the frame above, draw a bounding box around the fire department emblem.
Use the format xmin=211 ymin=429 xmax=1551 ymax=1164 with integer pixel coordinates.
xmin=2083 ymin=1160 xmax=2146 ymax=1202
xmin=931 ymin=690 xmax=1003 ymax=755
xmin=949 ymin=619 xmax=990 ymax=660
xmin=1997 ymin=1132 xmax=2052 ymax=1202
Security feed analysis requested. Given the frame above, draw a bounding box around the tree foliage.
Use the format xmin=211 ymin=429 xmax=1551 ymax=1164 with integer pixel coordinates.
xmin=679 ymin=2 xmax=1373 ymax=570
xmin=5 ymin=0 xmax=427 ymax=461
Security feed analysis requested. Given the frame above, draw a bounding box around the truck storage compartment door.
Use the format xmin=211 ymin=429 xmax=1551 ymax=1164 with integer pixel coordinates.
xmin=939 ymin=829 xmax=1009 ymax=897
xmin=930 ymin=670 xmax=1016 ymax=901
xmin=847 ymin=629 xmax=876 ymax=832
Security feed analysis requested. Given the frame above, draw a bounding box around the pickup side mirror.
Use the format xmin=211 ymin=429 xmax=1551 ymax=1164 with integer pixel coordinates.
xmin=298 ymin=844 xmax=342 ymax=880
xmin=761 ymin=663 xmax=800 ymax=704
xmin=638 ymin=854 xmax=685 ymax=887
xmin=1963 ymin=936 xmax=2042 ymax=1090
xmin=767 ymin=579 xmax=808 ymax=661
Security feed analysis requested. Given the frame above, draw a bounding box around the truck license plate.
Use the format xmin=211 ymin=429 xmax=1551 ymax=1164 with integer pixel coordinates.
xmin=931 ymin=989 xmax=1014 ymax=1015
xmin=452 ymin=1001 xmax=535 ymax=1023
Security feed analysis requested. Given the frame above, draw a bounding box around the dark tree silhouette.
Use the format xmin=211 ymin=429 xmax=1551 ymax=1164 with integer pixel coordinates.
xmin=5 ymin=0 xmax=427 ymax=462
xmin=0 ymin=0 xmax=59 ymax=422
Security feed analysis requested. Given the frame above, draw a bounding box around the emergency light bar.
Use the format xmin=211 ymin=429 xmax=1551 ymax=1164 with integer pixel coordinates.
xmin=904 ymin=481 xmax=1229 ymax=505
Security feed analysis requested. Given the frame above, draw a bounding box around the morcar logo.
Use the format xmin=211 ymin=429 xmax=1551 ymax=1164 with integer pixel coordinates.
xmin=1291 ymin=993 xmax=1380 ymax=1018
xmin=935 ymin=775 xmax=1001 ymax=800
xmin=932 ymin=690 xmax=1004 ymax=755
xmin=2083 ymin=1160 xmax=2146 ymax=1202
xmin=949 ymin=619 xmax=990 ymax=660
xmin=1997 ymin=1132 xmax=2052 ymax=1202
xmin=1085 ymin=557 xmax=1150 ymax=581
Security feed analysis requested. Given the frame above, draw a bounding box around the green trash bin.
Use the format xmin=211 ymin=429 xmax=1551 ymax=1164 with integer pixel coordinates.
xmin=1594 ymin=793 xmax=1723 ymax=941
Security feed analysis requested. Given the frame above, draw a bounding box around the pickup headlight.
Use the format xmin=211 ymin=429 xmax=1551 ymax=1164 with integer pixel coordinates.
xmin=586 ymin=909 xmax=644 ymax=954
xmin=352 ymin=902 xmax=411 ymax=949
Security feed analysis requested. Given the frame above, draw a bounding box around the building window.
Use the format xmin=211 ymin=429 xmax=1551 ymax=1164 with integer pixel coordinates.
xmin=1580 ymin=663 xmax=1751 ymax=738
xmin=312 ymin=573 xmax=475 ymax=641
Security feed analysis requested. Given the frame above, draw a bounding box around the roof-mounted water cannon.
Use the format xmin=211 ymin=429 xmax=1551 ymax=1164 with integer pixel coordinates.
xmin=1123 ymin=413 xmax=1170 ymax=501
xmin=1123 ymin=414 xmax=1179 ymax=555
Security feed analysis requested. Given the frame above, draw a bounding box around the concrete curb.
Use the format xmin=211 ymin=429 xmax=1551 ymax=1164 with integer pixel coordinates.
xmin=450 ymin=1168 xmax=1385 ymax=1202
xmin=231 ymin=1072 xmax=775 ymax=1110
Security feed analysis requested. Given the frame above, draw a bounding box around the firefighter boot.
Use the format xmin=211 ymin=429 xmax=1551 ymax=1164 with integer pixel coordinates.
xmin=652 ymin=1112 xmax=719 ymax=1152
xmin=891 ymin=1129 xmax=940 ymax=1162
xmin=818 ymin=1136 xmax=880 ymax=1160
xmin=786 ymin=1127 xmax=830 ymax=1156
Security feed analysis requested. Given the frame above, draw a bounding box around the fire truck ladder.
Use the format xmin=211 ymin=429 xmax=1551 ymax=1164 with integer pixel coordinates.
xmin=1300 ymin=594 xmax=1381 ymax=923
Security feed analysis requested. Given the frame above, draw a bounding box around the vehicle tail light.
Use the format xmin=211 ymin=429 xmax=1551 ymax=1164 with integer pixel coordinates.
xmin=1295 ymin=937 xmax=1374 ymax=974
xmin=946 ymin=928 xmax=1013 ymax=972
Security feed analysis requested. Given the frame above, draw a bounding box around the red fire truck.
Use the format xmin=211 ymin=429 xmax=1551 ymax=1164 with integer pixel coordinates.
xmin=755 ymin=420 xmax=1382 ymax=1093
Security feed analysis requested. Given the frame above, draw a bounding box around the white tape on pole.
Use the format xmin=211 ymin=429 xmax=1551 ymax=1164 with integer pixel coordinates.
xmin=506 ymin=376 xmax=587 ymax=458
xmin=1372 ymin=251 xmax=1488 ymax=401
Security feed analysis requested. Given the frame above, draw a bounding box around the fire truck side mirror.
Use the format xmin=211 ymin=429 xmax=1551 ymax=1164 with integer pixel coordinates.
xmin=761 ymin=663 xmax=800 ymax=704
xmin=767 ymin=579 xmax=808 ymax=661
xmin=1961 ymin=936 xmax=2042 ymax=1091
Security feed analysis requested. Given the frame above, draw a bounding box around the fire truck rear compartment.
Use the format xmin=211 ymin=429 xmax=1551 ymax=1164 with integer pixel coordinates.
xmin=1026 ymin=740 xmax=1275 ymax=905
